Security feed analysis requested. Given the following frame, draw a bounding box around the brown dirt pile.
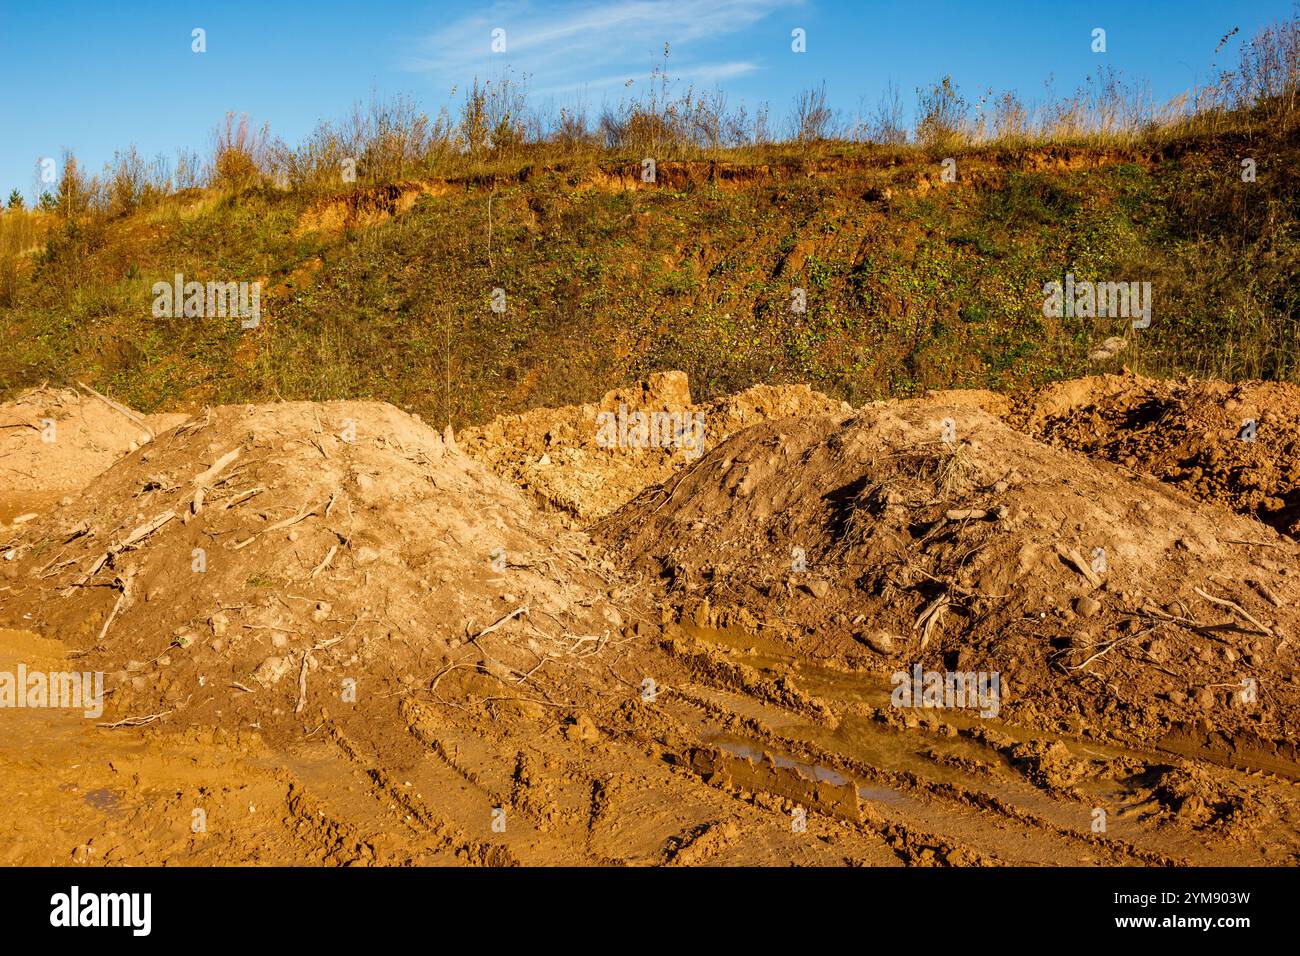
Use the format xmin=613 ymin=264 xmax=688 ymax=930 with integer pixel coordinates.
xmin=461 ymin=370 xmax=850 ymax=525
xmin=1008 ymin=373 xmax=1300 ymax=538
xmin=0 ymin=386 xmax=188 ymax=496
xmin=0 ymin=400 xmax=625 ymax=735
xmin=601 ymin=397 xmax=1300 ymax=756
xmin=4 ymin=383 xmax=1300 ymax=866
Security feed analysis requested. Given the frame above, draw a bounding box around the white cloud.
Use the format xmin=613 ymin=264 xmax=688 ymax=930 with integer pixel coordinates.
xmin=401 ymin=0 xmax=798 ymax=96
xmin=532 ymin=59 xmax=759 ymax=97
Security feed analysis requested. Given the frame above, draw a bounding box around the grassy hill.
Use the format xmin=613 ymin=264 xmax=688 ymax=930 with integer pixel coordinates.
xmin=2 ymin=21 xmax=1297 ymax=427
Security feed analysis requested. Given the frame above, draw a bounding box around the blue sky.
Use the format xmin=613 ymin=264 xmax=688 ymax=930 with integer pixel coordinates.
xmin=0 ymin=0 xmax=1292 ymax=198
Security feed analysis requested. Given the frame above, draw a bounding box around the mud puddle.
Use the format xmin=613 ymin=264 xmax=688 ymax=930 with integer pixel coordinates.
xmin=680 ymin=624 xmax=1300 ymax=862
xmin=707 ymin=734 xmax=908 ymax=806
xmin=681 ymin=622 xmax=1141 ymax=769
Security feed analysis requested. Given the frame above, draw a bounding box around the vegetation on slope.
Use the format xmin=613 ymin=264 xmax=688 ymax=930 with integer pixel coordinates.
xmin=0 ymin=16 xmax=1296 ymax=425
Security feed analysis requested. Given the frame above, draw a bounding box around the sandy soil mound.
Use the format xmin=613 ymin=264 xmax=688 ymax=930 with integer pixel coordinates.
xmin=0 ymin=401 xmax=625 ymax=735
xmin=1008 ymin=373 xmax=1300 ymax=538
xmin=4 ymin=384 xmax=1300 ymax=867
xmin=462 ymin=371 xmax=850 ymax=525
xmin=0 ymin=386 xmax=188 ymax=498
xmin=601 ymin=397 xmax=1300 ymax=758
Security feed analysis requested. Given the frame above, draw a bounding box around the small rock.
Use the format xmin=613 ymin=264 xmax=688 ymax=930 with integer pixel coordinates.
xmin=801 ymin=578 xmax=831 ymax=599
xmin=1177 ymin=794 xmax=1206 ymax=819
xmin=252 ymin=655 xmax=293 ymax=686
xmin=71 ymin=843 xmax=96 ymax=864
xmin=564 ymin=713 xmax=599 ymax=742
xmin=854 ymin=630 xmax=896 ymax=655
xmin=1073 ymin=595 xmax=1102 ymax=618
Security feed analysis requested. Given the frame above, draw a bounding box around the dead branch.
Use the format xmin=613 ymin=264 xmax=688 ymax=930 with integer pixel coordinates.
xmin=1056 ymin=545 xmax=1102 ymax=588
xmin=471 ymin=605 xmax=529 ymax=642
xmin=1193 ymin=586 xmax=1273 ymax=636
xmin=77 ymin=381 xmax=153 ymax=438
xmin=914 ymin=593 xmax=949 ymax=649
xmin=191 ymin=448 xmax=241 ymax=487
xmin=97 ymin=708 xmax=173 ymax=729
xmin=309 ymin=544 xmax=338 ymax=579
xmin=93 ymin=569 xmax=136 ymax=644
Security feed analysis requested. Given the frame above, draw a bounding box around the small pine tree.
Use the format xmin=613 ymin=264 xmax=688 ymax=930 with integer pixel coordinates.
xmin=6 ymin=188 xmax=23 ymax=210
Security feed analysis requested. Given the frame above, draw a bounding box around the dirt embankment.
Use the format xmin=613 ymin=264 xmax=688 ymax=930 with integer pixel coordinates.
xmin=461 ymin=370 xmax=849 ymax=525
xmin=0 ymin=386 xmax=187 ymax=503
xmin=1007 ymin=373 xmax=1300 ymax=538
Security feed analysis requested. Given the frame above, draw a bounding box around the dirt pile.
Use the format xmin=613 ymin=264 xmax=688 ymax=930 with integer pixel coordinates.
xmin=0 ymin=386 xmax=188 ymax=499
xmin=461 ymin=371 xmax=850 ymax=525
xmin=0 ymin=400 xmax=625 ymax=734
xmin=1008 ymin=373 xmax=1300 ymax=538
xmin=601 ymin=397 xmax=1300 ymax=754
xmin=3 ymin=382 xmax=1300 ymax=866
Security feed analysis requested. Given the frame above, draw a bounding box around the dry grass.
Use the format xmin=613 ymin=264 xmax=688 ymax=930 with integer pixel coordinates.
xmin=8 ymin=14 xmax=1294 ymax=214
xmin=0 ymin=206 xmax=49 ymax=307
